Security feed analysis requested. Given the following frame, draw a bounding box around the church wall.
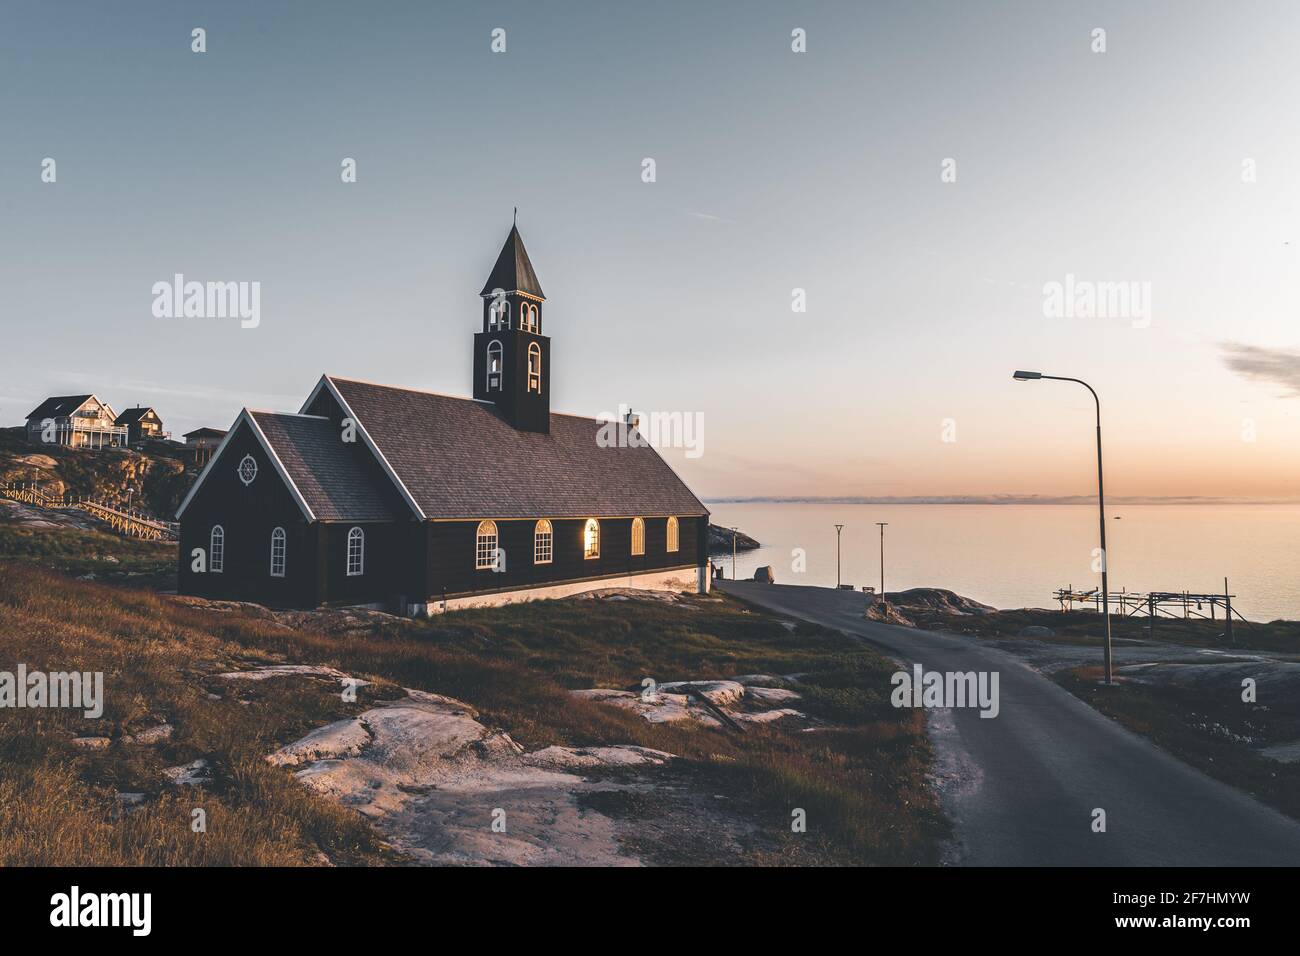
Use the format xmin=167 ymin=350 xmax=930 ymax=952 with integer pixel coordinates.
xmin=177 ymin=421 xmax=321 ymax=608
xmin=423 ymin=514 xmax=704 ymax=602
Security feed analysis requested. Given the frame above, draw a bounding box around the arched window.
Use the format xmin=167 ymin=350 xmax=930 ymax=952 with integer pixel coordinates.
xmin=666 ymin=516 xmax=679 ymax=553
xmin=476 ymin=519 xmax=499 ymax=570
xmin=583 ymin=518 xmax=600 ymax=559
xmin=346 ymin=527 xmax=364 ymax=576
xmin=489 ymin=298 xmax=510 ymax=329
xmin=631 ymin=517 xmax=645 ymax=556
xmin=270 ymin=527 xmax=286 ymax=577
xmin=210 ymin=525 xmax=225 ymax=573
xmin=527 ymin=342 xmax=542 ymax=393
xmin=487 ymin=340 xmax=503 ymax=391
xmin=534 ymin=519 xmax=553 ymax=564
xmin=521 ymin=303 xmax=539 ymax=333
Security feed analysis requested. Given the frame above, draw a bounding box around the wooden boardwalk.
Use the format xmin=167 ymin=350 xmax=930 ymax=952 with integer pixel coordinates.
xmin=1 ymin=482 xmax=179 ymax=541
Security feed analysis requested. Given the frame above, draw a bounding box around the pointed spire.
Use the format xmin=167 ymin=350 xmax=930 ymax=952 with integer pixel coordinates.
xmin=480 ymin=223 xmax=544 ymax=298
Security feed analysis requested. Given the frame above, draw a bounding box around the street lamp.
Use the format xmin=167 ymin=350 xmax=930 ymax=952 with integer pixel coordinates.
xmin=1013 ymin=370 xmax=1113 ymax=684
xmin=834 ymin=524 xmax=844 ymax=588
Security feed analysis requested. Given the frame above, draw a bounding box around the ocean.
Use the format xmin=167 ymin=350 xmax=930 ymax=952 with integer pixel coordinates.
xmin=705 ymin=502 xmax=1300 ymax=622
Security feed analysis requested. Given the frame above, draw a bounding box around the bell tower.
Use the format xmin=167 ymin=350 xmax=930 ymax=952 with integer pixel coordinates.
xmin=472 ymin=222 xmax=550 ymax=434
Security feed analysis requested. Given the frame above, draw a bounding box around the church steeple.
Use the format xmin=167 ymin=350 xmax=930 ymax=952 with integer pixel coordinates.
xmin=479 ymin=224 xmax=545 ymax=300
xmin=473 ymin=223 xmax=550 ymax=433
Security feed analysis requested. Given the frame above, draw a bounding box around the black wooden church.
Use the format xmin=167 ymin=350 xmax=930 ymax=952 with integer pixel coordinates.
xmin=176 ymin=225 xmax=710 ymax=613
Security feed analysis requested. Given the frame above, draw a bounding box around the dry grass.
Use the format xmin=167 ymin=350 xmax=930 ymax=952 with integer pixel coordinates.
xmin=1 ymin=562 xmax=944 ymax=865
xmin=0 ymin=563 xmax=384 ymax=866
xmin=919 ymin=606 xmax=1300 ymax=651
xmin=1058 ymin=665 xmax=1300 ymax=824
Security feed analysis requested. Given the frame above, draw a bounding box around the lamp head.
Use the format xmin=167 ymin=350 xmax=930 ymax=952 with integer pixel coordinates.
xmin=1013 ymin=370 xmax=1043 ymax=381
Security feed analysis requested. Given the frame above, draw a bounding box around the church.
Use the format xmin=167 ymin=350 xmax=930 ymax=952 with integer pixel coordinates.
xmin=175 ymin=225 xmax=710 ymax=613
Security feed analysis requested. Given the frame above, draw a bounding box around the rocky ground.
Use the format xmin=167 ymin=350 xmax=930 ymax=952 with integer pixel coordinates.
xmin=0 ymin=496 xmax=104 ymax=531
xmin=0 ymin=429 xmax=192 ymax=518
xmin=242 ymin=665 xmax=786 ymax=865
xmin=707 ymin=523 xmax=760 ymax=554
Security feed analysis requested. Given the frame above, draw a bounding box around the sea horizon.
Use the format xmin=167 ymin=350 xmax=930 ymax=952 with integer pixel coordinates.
xmin=706 ymin=500 xmax=1300 ymax=622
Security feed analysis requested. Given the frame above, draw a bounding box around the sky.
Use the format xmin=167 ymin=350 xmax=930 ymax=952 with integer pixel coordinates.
xmin=3 ymin=1 xmax=1300 ymax=501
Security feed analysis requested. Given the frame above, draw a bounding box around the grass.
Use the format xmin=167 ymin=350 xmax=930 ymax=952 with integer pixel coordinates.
xmin=0 ymin=562 xmax=387 ymax=865
xmin=0 ymin=517 xmax=176 ymax=578
xmin=1057 ymin=665 xmax=1300 ymax=823
xmin=0 ymin=560 xmax=944 ymax=866
xmin=918 ymin=606 xmax=1300 ymax=652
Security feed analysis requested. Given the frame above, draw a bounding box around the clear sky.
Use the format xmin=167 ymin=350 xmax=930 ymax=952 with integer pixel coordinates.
xmin=3 ymin=1 xmax=1300 ymax=500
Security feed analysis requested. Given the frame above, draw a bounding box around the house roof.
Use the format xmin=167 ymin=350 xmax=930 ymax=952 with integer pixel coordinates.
xmin=114 ymin=406 xmax=157 ymax=426
xmin=26 ymin=394 xmax=94 ymax=420
xmin=183 ymin=427 xmax=227 ymax=439
xmin=478 ymin=224 xmax=545 ymax=299
xmin=323 ymin=376 xmax=708 ymax=520
xmin=248 ymin=411 xmax=402 ymax=522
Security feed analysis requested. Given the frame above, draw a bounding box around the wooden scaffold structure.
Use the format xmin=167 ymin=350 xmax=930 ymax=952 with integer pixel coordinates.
xmin=1053 ymin=580 xmax=1247 ymax=643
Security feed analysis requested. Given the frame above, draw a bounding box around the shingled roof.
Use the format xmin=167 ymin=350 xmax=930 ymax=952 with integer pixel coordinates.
xmin=249 ymin=411 xmax=402 ymax=522
xmin=478 ymin=224 xmax=545 ymax=298
xmin=325 ymin=377 xmax=707 ymax=520
xmin=26 ymin=394 xmax=94 ymax=420
xmin=114 ymin=406 xmax=156 ymax=426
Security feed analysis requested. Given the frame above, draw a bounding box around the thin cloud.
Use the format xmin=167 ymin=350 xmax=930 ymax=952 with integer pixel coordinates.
xmin=1220 ymin=342 xmax=1300 ymax=397
xmin=688 ymin=211 xmax=735 ymax=224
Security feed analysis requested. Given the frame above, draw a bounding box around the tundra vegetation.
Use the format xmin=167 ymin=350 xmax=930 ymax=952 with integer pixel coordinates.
xmin=0 ymin=530 xmax=943 ymax=864
xmin=895 ymin=594 xmax=1300 ymax=826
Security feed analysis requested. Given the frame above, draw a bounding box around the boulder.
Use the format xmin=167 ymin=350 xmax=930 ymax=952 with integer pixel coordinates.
xmin=745 ymin=686 xmax=801 ymax=704
xmin=753 ymin=566 xmax=774 ymax=584
xmin=658 ymin=680 xmax=746 ymax=707
xmin=163 ymin=759 xmax=212 ymax=786
xmin=1017 ymin=625 xmax=1056 ymax=638
xmin=123 ymin=723 xmax=173 ymax=745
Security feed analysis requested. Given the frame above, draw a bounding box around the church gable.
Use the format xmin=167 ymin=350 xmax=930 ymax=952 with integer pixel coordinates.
xmin=175 ymin=412 xmax=314 ymax=522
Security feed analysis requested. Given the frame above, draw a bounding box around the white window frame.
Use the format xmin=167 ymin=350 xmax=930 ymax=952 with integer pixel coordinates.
xmin=346 ymin=526 xmax=364 ymax=576
xmin=270 ymin=526 xmax=286 ymax=577
xmin=210 ymin=525 xmax=225 ymax=573
xmin=487 ymin=340 xmax=504 ymax=391
xmin=583 ymin=518 xmax=600 ymax=560
xmin=666 ymin=516 xmax=679 ymax=553
xmin=527 ymin=342 xmax=542 ymax=393
xmin=476 ymin=519 xmax=499 ymax=570
xmin=237 ymin=454 xmax=258 ymax=486
xmin=534 ymin=519 xmax=553 ymax=565
xmin=631 ymin=517 xmax=645 ymax=556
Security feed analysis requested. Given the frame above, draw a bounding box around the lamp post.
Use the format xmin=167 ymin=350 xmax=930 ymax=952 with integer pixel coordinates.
xmin=1013 ymin=370 xmax=1113 ymax=684
xmin=834 ymin=524 xmax=844 ymax=588
xmin=730 ymin=527 xmax=738 ymax=581
xmin=876 ymin=522 xmax=888 ymax=595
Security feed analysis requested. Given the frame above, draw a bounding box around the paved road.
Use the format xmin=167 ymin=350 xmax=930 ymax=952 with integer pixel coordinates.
xmin=719 ymin=580 xmax=1300 ymax=866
